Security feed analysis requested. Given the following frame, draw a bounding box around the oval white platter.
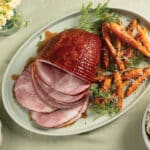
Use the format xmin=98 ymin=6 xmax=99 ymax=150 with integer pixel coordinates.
xmin=2 ymin=8 xmax=150 ymax=136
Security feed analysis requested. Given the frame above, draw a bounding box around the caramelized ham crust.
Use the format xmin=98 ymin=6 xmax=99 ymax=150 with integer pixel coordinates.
xmin=39 ymin=29 xmax=102 ymax=82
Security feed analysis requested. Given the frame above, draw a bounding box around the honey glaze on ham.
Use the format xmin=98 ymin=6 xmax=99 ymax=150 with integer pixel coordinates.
xmin=39 ymin=29 xmax=102 ymax=82
xmin=37 ymin=31 xmax=57 ymax=54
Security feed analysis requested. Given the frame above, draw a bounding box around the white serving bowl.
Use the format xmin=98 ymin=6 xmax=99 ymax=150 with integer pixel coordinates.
xmin=142 ymin=104 xmax=150 ymax=150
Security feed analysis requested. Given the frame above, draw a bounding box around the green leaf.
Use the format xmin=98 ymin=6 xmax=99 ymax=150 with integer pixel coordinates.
xmin=90 ymin=84 xmax=111 ymax=99
xmin=127 ymin=50 xmax=144 ymax=68
xmin=90 ymin=101 xmax=119 ymax=117
xmin=90 ymin=83 xmax=119 ymax=117
xmin=36 ymin=35 xmax=43 ymax=47
xmin=5 ymin=0 xmax=12 ymax=2
xmin=22 ymin=20 xmax=30 ymax=28
xmin=77 ymin=1 xmax=120 ymax=34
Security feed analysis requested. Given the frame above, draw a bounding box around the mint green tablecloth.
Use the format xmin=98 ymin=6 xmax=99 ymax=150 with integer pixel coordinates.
xmin=0 ymin=0 xmax=150 ymax=149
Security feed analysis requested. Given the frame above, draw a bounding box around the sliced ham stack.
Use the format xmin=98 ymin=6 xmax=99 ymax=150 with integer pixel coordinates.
xmin=14 ymin=28 xmax=102 ymax=128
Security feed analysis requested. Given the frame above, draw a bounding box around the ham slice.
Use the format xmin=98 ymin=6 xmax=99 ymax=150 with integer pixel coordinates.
xmin=31 ymin=105 xmax=82 ymax=128
xmin=58 ymin=97 xmax=89 ymax=128
xmin=32 ymin=63 xmax=88 ymax=104
xmin=14 ymin=64 xmax=57 ymax=113
xmin=32 ymin=64 xmax=86 ymax=108
xmin=35 ymin=60 xmax=90 ymax=96
xmin=31 ymin=96 xmax=89 ymax=128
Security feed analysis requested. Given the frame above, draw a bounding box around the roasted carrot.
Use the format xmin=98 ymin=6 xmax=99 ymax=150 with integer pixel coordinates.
xmin=102 ymin=24 xmax=116 ymax=56
xmin=102 ymin=45 xmax=110 ymax=69
xmin=122 ymin=47 xmax=134 ymax=58
xmin=94 ymin=68 xmax=143 ymax=82
xmin=125 ymin=66 xmax=150 ymax=96
xmin=136 ymin=25 xmax=150 ymax=50
xmin=102 ymin=23 xmax=125 ymax=70
xmin=94 ymin=97 xmax=105 ymax=105
xmin=122 ymin=19 xmax=137 ymax=64
xmin=122 ymin=80 xmax=129 ymax=88
xmin=118 ymin=20 xmax=125 ymax=30
xmin=122 ymin=48 xmax=135 ymax=65
xmin=105 ymin=22 xmax=150 ymax=57
xmin=93 ymin=74 xmax=111 ymax=82
xmin=102 ymin=78 xmax=112 ymax=92
xmin=126 ymin=19 xmax=137 ymax=35
xmin=125 ymin=76 xmax=143 ymax=97
xmin=121 ymin=68 xmax=143 ymax=80
xmin=114 ymin=70 xmax=124 ymax=111
xmin=116 ymin=37 xmax=122 ymax=58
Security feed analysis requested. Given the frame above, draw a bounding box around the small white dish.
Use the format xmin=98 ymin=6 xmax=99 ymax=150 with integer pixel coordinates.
xmin=0 ymin=121 xmax=2 ymax=145
xmin=142 ymin=104 xmax=150 ymax=150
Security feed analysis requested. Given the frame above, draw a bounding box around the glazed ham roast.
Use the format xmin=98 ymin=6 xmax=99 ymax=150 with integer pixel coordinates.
xmin=14 ymin=28 xmax=102 ymax=128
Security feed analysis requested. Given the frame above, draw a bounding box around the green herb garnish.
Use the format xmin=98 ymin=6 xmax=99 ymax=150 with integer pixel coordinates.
xmin=91 ymin=101 xmax=119 ymax=117
xmin=77 ymin=1 xmax=120 ymax=34
xmin=106 ymin=57 xmax=117 ymax=72
xmin=127 ymin=50 xmax=144 ymax=68
xmin=90 ymin=84 xmax=119 ymax=117
xmin=37 ymin=35 xmax=43 ymax=47
xmin=10 ymin=11 xmax=22 ymax=29
xmin=22 ymin=20 xmax=30 ymax=28
xmin=90 ymin=84 xmax=111 ymax=99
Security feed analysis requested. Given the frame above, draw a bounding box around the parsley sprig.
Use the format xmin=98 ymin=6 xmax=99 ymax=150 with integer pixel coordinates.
xmin=127 ymin=51 xmax=144 ymax=68
xmin=37 ymin=35 xmax=43 ymax=47
xmin=78 ymin=1 xmax=120 ymax=34
xmin=91 ymin=102 xmax=119 ymax=117
xmin=90 ymin=84 xmax=110 ymax=99
xmin=90 ymin=84 xmax=119 ymax=116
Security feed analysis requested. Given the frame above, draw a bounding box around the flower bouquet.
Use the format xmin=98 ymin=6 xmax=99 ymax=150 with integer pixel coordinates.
xmin=0 ymin=0 xmax=21 ymax=36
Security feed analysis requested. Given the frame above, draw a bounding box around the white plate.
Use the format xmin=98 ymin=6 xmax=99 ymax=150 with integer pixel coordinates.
xmin=2 ymin=8 xmax=150 ymax=136
xmin=142 ymin=104 xmax=150 ymax=150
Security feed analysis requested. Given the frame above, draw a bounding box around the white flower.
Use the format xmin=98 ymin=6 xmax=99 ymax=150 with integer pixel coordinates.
xmin=7 ymin=0 xmax=21 ymax=9
xmin=0 ymin=4 xmax=8 ymax=14
xmin=0 ymin=0 xmax=21 ymax=27
xmin=5 ymin=9 xmax=13 ymax=19
xmin=0 ymin=0 xmax=6 ymax=5
xmin=0 ymin=14 xmax=6 ymax=26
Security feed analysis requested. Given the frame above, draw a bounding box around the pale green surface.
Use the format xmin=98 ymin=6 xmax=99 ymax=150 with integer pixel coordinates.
xmin=0 ymin=0 xmax=150 ymax=149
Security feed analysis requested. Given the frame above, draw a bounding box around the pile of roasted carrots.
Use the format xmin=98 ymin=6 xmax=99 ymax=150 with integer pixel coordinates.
xmin=93 ymin=19 xmax=150 ymax=111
